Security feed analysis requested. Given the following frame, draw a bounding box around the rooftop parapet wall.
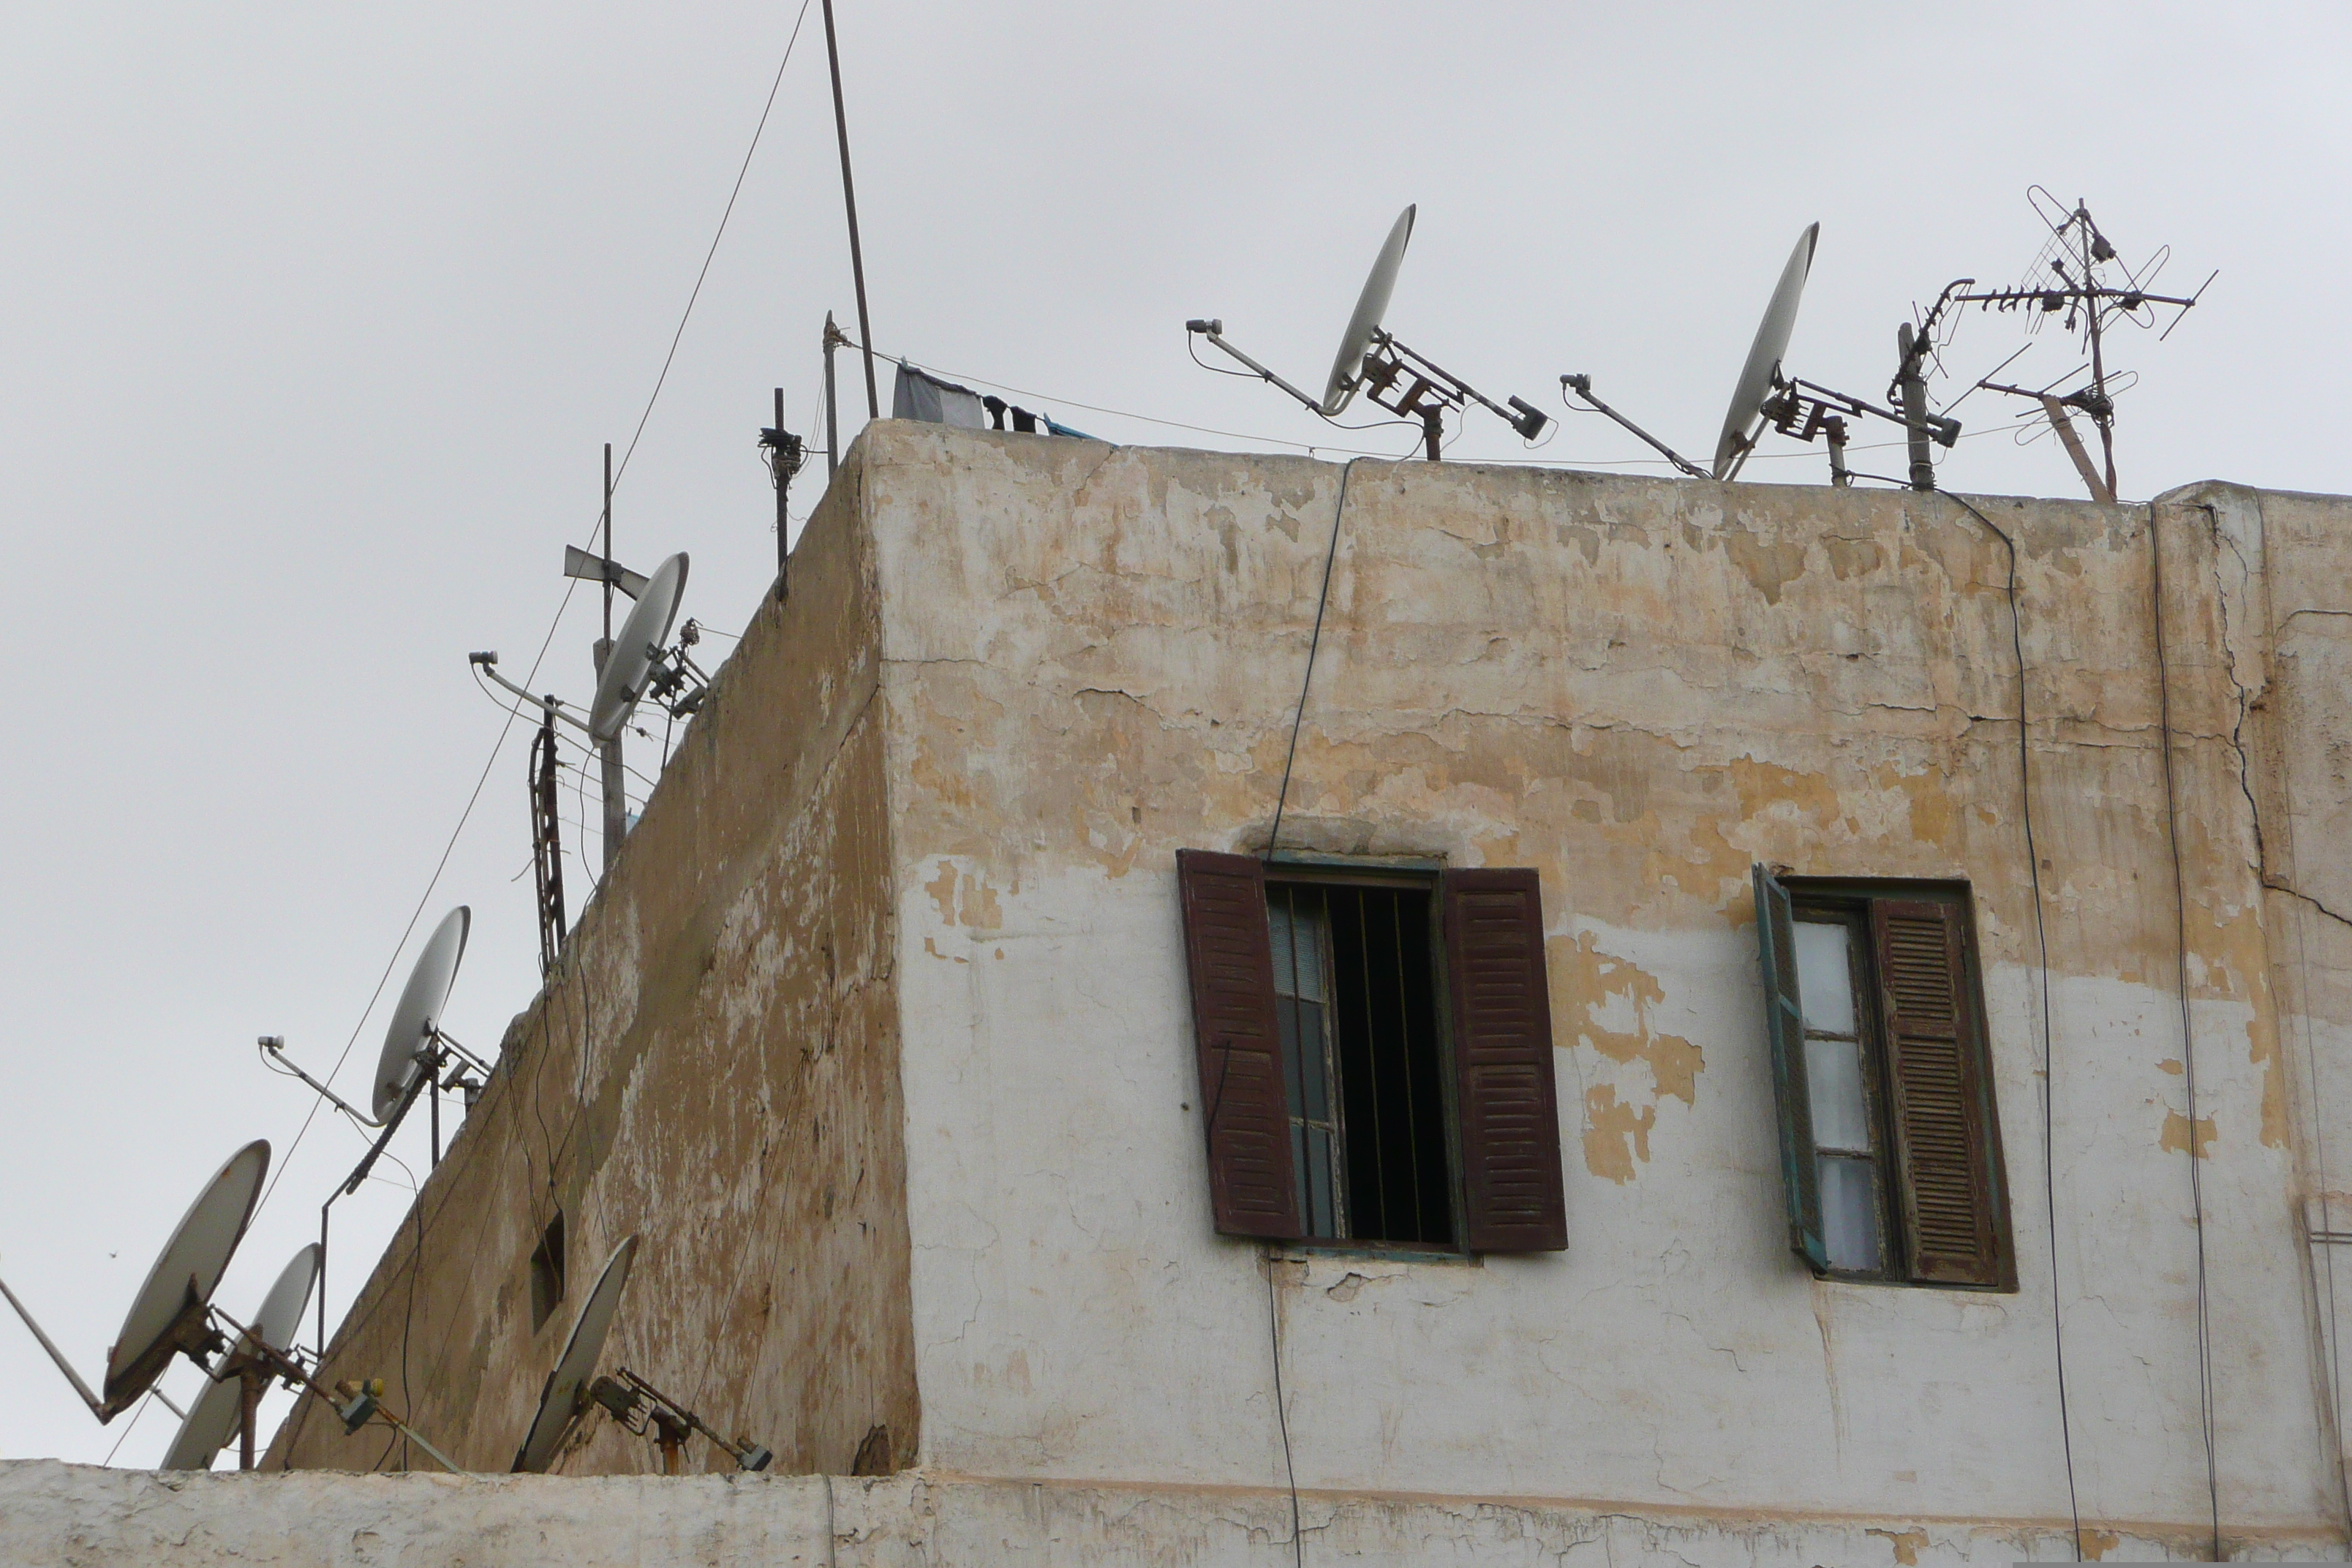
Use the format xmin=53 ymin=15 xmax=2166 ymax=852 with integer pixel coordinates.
xmin=860 ymin=425 xmax=2352 ymax=1539
xmin=272 ymin=450 xmax=916 ymax=1476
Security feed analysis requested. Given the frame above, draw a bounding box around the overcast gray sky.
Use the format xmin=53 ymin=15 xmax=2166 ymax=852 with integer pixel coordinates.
xmin=4 ymin=0 xmax=2346 ymax=1468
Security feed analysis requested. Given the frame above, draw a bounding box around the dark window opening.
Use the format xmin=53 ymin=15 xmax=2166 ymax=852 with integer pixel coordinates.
xmin=529 ymin=1209 xmax=567 ymax=1330
xmin=1267 ymin=878 xmax=1455 ymax=1247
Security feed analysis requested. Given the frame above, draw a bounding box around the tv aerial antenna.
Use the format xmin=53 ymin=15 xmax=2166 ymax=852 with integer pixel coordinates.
xmin=1188 ymin=205 xmax=1550 ymax=461
xmin=589 ymin=1366 xmax=774 ymax=1474
xmin=1940 ymin=192 xmax=2212 ymax=502
xmin=0 ymin=1141 xmax=268 ymax=1424
xmin=473 ymin=550 xmax=704 ymax=873
xmin=160 ymin=1243 xmax=320 ymax=1471
xmin=514 ymin=1235 xmax=638 ymax=1473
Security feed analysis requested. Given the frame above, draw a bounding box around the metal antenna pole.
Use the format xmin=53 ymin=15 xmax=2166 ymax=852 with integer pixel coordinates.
xmin=822 ymin=0 xmax=879 ymax=421
xmin=2076 ymin=202 xmax=2119 ymax=499
xmin=823 ymin=313 xmax=842 ymax=475
xmin=598 ymin=444 xmax=626 ymax=870
xmin=774 ymin=388 xmax=789 ymax=593
xmin=1896 ymin=323 xmax=1935 ymax=491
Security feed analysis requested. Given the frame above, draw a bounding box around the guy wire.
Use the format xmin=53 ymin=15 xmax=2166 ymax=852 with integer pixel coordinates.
xmin=1942 ymin=491 xmax=2084 ymax=1559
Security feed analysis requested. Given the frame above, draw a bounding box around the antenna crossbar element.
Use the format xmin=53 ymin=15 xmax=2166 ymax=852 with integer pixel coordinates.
xmin=562 ymin=547 xmax=649 ymax=600
xmin=589 ymin=1365 xmax=773 ymax=1473
xmin=1559 ymin=374 xmax=1707 ymax=479
xmin=1185 ymin=320 xmax=1325 ymax=415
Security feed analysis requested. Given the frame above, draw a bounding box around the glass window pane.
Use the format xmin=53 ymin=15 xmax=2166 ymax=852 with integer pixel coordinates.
xmin=1819 ymin=1155 xmax=1882 ymax=1272
xmin=1804 ymin=1034 xmax=1872 ymax=1153
xmin=1305 ymin=1123 xmax=1339 ymax=1238
xmin=1268 ymin=892 xmax=1328 ymax=1003
xmin=1793 ymin=919 xmax=1856 ymax=1036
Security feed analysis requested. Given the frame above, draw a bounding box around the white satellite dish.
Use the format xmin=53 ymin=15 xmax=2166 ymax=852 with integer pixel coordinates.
xmin=100 ymin=1141 xmax=271 ymax=1417
xmin=372 ymin=906 xmax=472 ymax=1123
xmin=1321 ymin=204 xmax=1416 ymax=416
xmin=513 ymin=1235 xmax=638 ymax=1473
xmin=589 ymin=553 xmax=688 ymax=743
xmin=159 ymin=1243 xmax=320 ymax=1470
xmin=1711 ymin=222 xmax=1820 ymax=480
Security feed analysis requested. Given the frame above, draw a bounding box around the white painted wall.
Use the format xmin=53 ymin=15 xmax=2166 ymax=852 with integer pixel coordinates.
xmin=858 ymin=426 xmax=2352 ymax=1556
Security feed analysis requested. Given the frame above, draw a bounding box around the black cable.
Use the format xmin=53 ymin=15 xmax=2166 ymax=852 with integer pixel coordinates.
xmin=2148 ymin=497 xmax=2224 ymax=1560
xmin=1940 ymin=491 xmax=2083 ymax=1560
xmin=1267 ymin=459 xmax=1371 ymax=860
xmin=1266 ymin=1259 xmax=1304 ymax=1567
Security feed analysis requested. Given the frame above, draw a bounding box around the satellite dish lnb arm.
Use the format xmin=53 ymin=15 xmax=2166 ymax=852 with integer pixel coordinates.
xmin=470 ymin=654 xmax=594 ymax=736
xmin=1560 ymin=375 xmax=1707 ymax=479
xmin=1186 ymin=320 xmax=1324 ymax=415
xmin=258 ymin=1037 xmax=374 ymax=1126
xmin=0 ymin=1270 xmax=106 ymax=1417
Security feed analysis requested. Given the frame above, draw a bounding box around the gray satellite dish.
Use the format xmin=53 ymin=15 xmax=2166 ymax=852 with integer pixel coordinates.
xmin=159 ymin=1243 xmax=319 ymax=1470
xmin=100 ymin=1141 xmax=270 ymax=1417
xmin=1711 ymin=222 xmax=1820 ymax=480
xmin=1321 ymin=206 xmax=1416 ymax=416
xmin=513 ymin=1235 xmax=638 ymax=1473
xmin=589 ymin=554 xmax=687 ymax=743
xmin=371 ymin=906 xmax=471 ymax=1123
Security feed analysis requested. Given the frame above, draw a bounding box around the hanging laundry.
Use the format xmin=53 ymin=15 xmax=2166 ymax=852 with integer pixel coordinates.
xmin=892 ymin=361 xmax=987 ymax=429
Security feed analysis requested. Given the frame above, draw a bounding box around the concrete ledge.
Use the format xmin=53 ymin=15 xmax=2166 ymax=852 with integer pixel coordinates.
xmin=5 ymin=1460 xmax=2343 ymax=1564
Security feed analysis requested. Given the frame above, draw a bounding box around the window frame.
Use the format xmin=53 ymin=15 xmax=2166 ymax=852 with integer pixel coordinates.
xmin=1769 ymin=875 xmax=2017 ymax=1292
xmin=1262 ymin=862 xmax=1466 ymax=1256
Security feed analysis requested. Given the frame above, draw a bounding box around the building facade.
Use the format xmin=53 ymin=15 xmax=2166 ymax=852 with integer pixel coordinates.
xmin=263 ymin=423 xmax=2352 ymax=1562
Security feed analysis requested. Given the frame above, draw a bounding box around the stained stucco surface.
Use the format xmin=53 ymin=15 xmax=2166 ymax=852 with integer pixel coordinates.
xmin=271 ymin=459 xmax=916 ymax=1477
xmin=233 ymin=425 xmax=2352 ymax=1560
xmin=862 ymin=426 xmax=2352 ymax=1552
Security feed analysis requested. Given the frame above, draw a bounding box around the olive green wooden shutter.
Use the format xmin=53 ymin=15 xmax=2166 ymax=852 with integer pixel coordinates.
xmin=1441 ymin=868 xmax=1568 ymax=1253
xmin=1175 ymin=851 xmax=1303 ymax=1240
xmin=1870 ymin=897 xmax=2008 ymax=1287
xmin=1753 ymin=864 xmax=1828 ymax=1270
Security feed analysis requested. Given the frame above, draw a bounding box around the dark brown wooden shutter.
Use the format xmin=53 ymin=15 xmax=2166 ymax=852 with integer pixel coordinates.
xmin=1175 ymin=851 xmax=1302 ymax=1240
xmin=1753 ymin=865 xmax=1828 ymax=1271
xmin=1441 ymin=868 xmax=1567 ymax=1252
xmin=1871 ymin=898 xmax=2008 ymax=1287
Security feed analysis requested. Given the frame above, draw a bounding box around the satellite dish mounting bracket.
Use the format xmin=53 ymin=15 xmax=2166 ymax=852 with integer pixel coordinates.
xmin=1360 ymin=331 xmax=1549 ymax=459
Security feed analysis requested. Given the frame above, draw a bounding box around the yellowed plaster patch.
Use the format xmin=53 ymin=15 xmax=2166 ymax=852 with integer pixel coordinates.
xmin=1554 ymin=932 xmax=1704 ymax=1105
xmin=1865 ymin=1526 xmax=1927 ymax=1566
xmin=2157 ymin=1058 xmax=2184 ymax=1075
xmin=2161 ymin=1109 xmax=2217 ymax=1159
xmin=2081 ymin=1528 xmax=2122 ymax=1560
xmin=1730 ymin=755 xmax=1844 ymax=835
xmin=1583 ymin=1084 xmax=1654 ymax=1183
xmin=1869 ymin=761 xmax=1954 ymax=850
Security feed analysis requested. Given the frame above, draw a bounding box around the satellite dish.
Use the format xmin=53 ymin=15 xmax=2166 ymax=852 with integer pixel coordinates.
xmin=1321 ymin=206 xmax=1415 ymax=417
xmin=589 ymin=554 xmax=687 ymax=743
xmin=159 ymin=1243 xmax=319 ymax=1471
xmin=1711 ymin=222 xmax=1820 ymax=480
xmin=513 ymin=1235 xmax=638 ymax=1473
xmin=101 ymin=1141 xmax=269 ymax=1417
xmin=371 ymin=906 xmax=471 ymax=1123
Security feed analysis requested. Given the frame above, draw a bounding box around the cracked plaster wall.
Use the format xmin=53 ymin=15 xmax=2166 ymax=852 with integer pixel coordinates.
xmin=268 ymin=449 xmax=917 ymax=1478
xmin=863 ymin=424 xmax=2352 ymax=1558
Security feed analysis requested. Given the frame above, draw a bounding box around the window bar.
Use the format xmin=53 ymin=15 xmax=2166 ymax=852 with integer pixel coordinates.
xmin=1390 ymin=889 xmax=1427 ymax=1243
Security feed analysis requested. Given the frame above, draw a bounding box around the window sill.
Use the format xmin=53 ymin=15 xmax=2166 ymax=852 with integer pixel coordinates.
xmin=1264 ymin=1240 xmax=1483 ymax=1268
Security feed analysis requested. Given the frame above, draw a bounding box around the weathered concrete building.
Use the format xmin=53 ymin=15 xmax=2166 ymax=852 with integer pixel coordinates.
xmin=151 ymin=422 xmax=2352 ymax=1561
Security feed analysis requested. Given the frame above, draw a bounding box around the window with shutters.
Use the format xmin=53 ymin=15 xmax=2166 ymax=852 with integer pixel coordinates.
xmin=1176 ymin=851 xmax=1567 ymax=1254
xmin=1752 ymin=870 xmax=2016 ymax=1290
